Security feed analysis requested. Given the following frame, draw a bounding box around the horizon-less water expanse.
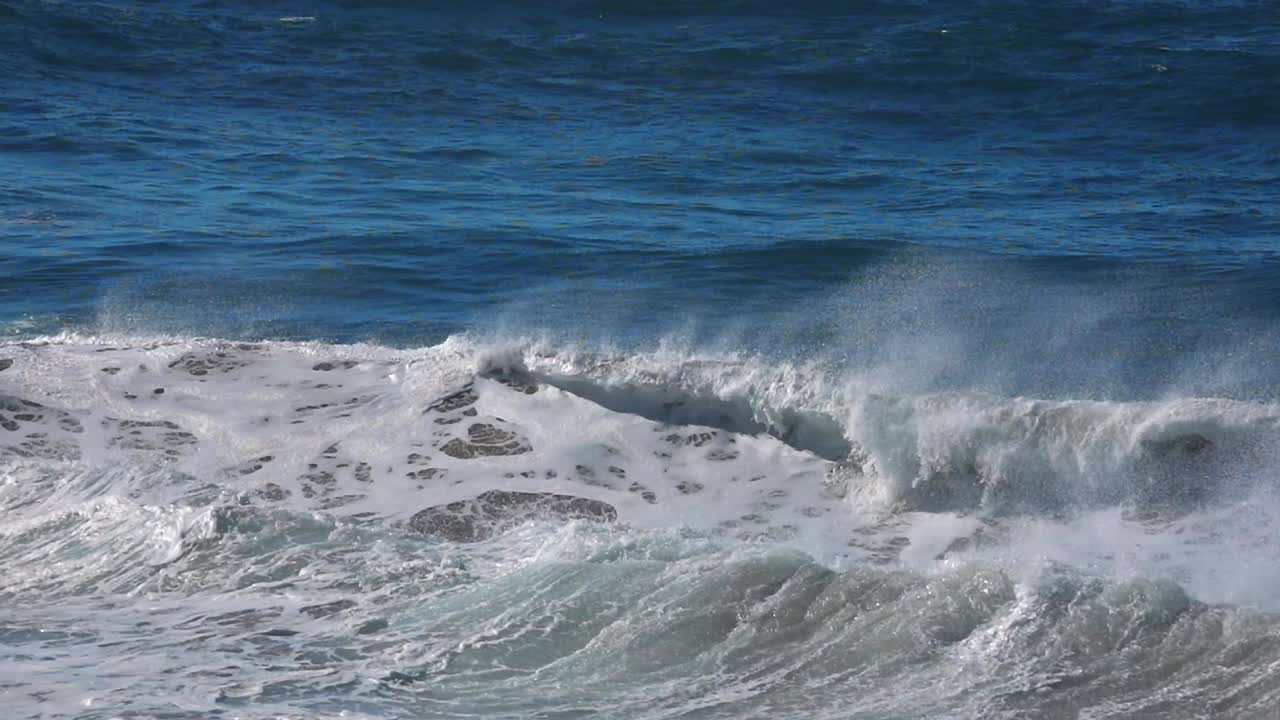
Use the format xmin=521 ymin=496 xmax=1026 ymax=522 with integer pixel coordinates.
xmin=4 ymin=1 xmax=1280 ymax=718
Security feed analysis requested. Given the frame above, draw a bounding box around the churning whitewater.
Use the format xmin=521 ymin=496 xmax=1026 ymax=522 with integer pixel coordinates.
xmin=3 ymin=334 xmax=1280 ymax=718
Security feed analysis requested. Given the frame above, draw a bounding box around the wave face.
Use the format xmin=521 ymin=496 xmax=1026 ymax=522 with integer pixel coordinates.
xmin=4 ymin=334 xmax=1280 ymax=718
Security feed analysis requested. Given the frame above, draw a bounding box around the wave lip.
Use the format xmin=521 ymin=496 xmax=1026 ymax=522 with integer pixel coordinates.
xmin=506 ymin=342 xmax=1280 ymax=517
xmin=838 ymin=392 xmax=1280 ymax=515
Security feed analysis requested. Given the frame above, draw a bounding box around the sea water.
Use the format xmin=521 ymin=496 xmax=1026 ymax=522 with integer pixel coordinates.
xmin=3 ymin=1 xmax=1280 ymax=718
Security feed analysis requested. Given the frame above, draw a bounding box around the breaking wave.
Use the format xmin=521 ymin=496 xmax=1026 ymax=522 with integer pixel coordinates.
xmin=4 ymin=333 xmax=1280 ymax=718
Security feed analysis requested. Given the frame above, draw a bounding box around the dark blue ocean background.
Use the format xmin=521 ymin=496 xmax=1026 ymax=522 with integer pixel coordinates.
xmin=3 ymin=0 xmax=1279 ymax=396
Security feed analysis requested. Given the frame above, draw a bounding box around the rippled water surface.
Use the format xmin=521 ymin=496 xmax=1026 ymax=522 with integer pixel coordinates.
xmin=3 ymin=1 xmax=1280 ymax=718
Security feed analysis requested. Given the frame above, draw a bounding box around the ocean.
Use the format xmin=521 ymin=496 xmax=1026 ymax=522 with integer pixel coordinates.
xmin=3 ymin=1 xmax=1280 ymax=717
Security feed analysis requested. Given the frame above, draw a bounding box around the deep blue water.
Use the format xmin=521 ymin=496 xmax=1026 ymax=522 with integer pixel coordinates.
xmin=5 ymin=1 xmax=1278 ymax=361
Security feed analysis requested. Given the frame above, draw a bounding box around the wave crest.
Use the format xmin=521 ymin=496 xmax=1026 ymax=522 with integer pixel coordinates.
xmin=510 ymin=341 xmax=1280 ymax=515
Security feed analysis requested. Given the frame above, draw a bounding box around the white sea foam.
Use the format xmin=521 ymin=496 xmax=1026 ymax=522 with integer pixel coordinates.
xmin=3 ymin=332 xmax=1277 ymax=587
xmin=4 ymin=335 xmax=1280 ymax=719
